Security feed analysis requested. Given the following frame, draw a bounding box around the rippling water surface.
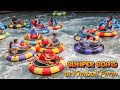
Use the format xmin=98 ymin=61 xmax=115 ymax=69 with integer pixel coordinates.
xmin=0 ymin=12 xmax=120 ymax=79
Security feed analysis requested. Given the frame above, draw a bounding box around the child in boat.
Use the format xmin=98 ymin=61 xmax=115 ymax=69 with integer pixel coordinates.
xmin=9 ymin=42 xmax=13 ymax=49
xmin=85 ymin=35 xmax=93 ymax=41
xmin=51 ymin=33 xmax=60 ymax=46
xmin=0 ymin=28 xmax=5 ymax=34
xmin=11 ymin=39 xmax=23 ymax=49
xmin=39 ymin=50 xmax=58 ymax=65
xmin=92 ymin=37 xmax=98 ymax=44
xmin=11 ymin=39 xmax=28 ymax=49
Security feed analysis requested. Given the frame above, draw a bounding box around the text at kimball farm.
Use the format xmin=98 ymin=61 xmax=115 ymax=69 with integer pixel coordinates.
xmin=64 ymin=61 xmax=118 ymax=77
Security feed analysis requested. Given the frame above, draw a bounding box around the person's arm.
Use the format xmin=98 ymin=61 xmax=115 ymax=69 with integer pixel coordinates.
xmin=18 ymin=43 xmax=22 ymax=48
xmin=45 ymin=54 xmax=53 ymax=61
xmin=111 ymin=21 xmax=113 ymax=24
xmin=56 ymin=37 xmax=60 ymax=43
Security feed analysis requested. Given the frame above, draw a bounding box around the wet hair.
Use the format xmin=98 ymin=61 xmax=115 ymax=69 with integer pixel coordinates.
xmin=109 ymin=16 xmax=113 ymax=20
xmin=82 ymin=26 xmax=85 ymax=29
xmin=107 ymin=20 xmax=110 ymax=22
xmin=86 ymin=35 xmax=91 ymax=40
xmin=82 ymin=26 xmax=85 ymax=31
xmin=14 ymin=39 xmax=18 ymax=43
xmin=42 ymin=50 xmax=46 ymax=53
xmin=52 ymin=33 xmax=57 ymax=36
xmin=9 ymin=42 xmax=13 ymax=48
xmin=93 ymin=37 xmax=96 ymax=41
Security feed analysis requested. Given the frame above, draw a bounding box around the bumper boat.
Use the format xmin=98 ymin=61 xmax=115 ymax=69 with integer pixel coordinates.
xmin=48 ymin=19 xmax=62 ymax=30
xmin=8 ymin=20 xmax=31 ymax=29
xmin=94 ymin=18 xmax=119 ymax=37
xmin=0 ymin=32 xmax=9 ymax=40
xmin=93 ymin=29 xmax=118 ymax=37
xmin=74 ymin=30 xmax=100 ymax=41
xmin=28 ymin=53 xmax=65 ymax=75
xmin=74 ymin=42 xmax=104 ymax=54
xmin=3 ymin=46 xmax=36 ymax=62
xmin=22 ymin=33 xmax=43 ymax=46
xmin=36 ymin=38 xmax=65 ymax=54
xmin=52 ymin=11 xmax=66 ymax=16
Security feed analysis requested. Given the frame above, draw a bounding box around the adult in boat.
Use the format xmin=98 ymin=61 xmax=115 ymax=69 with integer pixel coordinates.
xmin=87 ymin=28 xmax=96 ymax=36
xmin=10 ymin=16 xmax=18 ymax=24
xmin=10 ymin=39 xmax=30 ymax=56
xmin=77 ymin=26 xmax=87 ymax=38
xmin=31 ymin=16 xmax=41 ymax=27
xmin=105 ymin=17 xmax=113 ymax=30
xmin=26 ymin=27 xmax=42 ymax=39
xmin=81 ymin=35 xmax=93 ymax=47
xmin=47 ymin=33 xmax=60 ymax=48
xmin=51 ymin=33 xmax=60 ymax=46
xmin=99 ymin=16 xmax=113 ymax=31
xmin=34 ymin=16 xmax=41 ymax=24
xmin=11 ymin=39 xmax=27 ymax=49
xmin=38 ymin=50 xmax=59 ymax=65
xmin=40 ymin=33 xmax=59 ymax=48
xmin=48 ymin=16 xmax=54 ymax=26
xmin=38 ymin=23 xmax=45 ymax=29
xmin=0 ymin=28 xmax=5 ymax=34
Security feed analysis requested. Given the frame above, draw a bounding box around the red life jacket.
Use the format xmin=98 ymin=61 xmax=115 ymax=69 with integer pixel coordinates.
xmin=99 ymin=26 xmax=105 ymax=30
xmin=20 ymin=42 xmax=24 ymax=46
xmin=30 ymin=34 xmax=38 ymax=39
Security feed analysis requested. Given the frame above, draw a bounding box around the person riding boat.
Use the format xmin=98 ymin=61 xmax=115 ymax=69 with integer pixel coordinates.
xmin=26 ymin=27 xmax=42 ymax=39
xmin=38 ymin=50 xmax=59 ymax=65
xmin=40 ymin=33 xmax=59 ymax=48
xmin=34 ymin=20 xmax=38 ymax=27
xmin=51 ymin=33 xmax=60 ymax=46
xmin=53 ymin=19 xmax=59 ymax=26
xmin=0 ymin=28 xmax=5 ymax=34
xmin=11 ymin=39 xmax=25 ymax=49
xmin=10 ymin=39 xmax=30 ymax=56
xmin=105 ymin=20 xmax=113 ymax=30
xmin=87 ymin=28 xmax=96 ymax=36
xmin=38 ymin=24 xmax=45 ymax=29
xmin=48 ymin=16 xmax=54 ymax=26
xmin=11 ymin=16 xmax=18 ymax=24
xmin=84 ymin=35 xmax=93 ymax=42
xmin=10 ymin=39 xmax=22 ymax=55
xmin=105 ymin=16 xmax=113 ymax=30
xmin=34 ymin=16 xmax=40 ymax=24
xmin=46 ymin=33 xmax=60 ymax=48
xmin=77 ymin=26 xmax=87 ymax=38
xmin=81 ymin=35 xmax=93 ymax=47
xmin=92 ymin=37 xmax=98 ymax=44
